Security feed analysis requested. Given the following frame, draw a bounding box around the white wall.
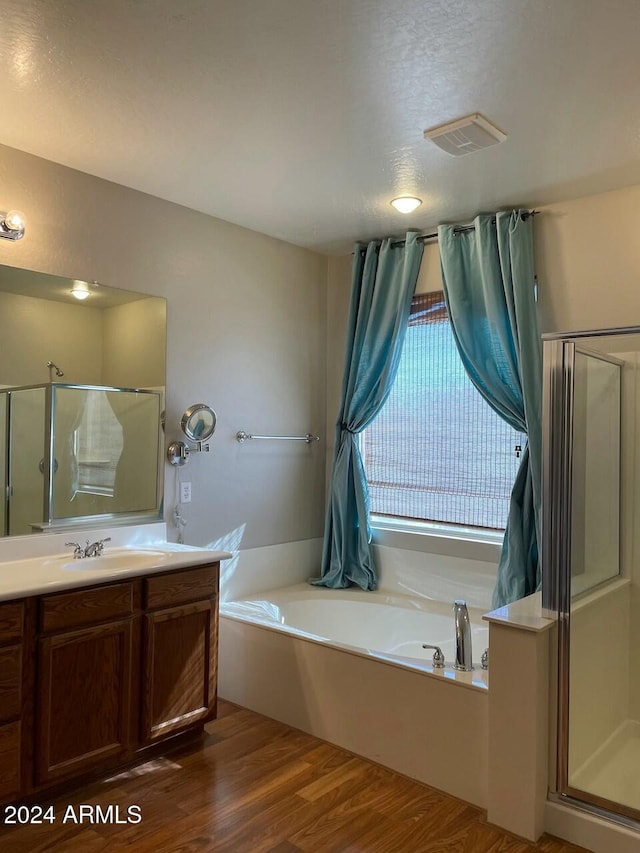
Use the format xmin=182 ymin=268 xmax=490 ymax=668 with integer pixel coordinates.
xmin=0 ymin=288 xmax=165 ymax=390
xmin=0 ymin=142 xmax=328 ymax=551
xmin=535 ymin=185 xmax=640 ymax=334
xmin=102 ymin=298 xmax=166 ymax=388
xmin=0 ymin=290 xmax=104 ymax=386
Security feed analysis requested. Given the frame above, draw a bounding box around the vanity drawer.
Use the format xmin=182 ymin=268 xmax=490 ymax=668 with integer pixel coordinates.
xmin=40 ymin=583 xmax=134 ymax=634
xmin=145 ymin=564 xmax=218 ymax=610
xmin=0 ymin=645 xmax=21 ymax=723
xmin=0 ymin=602 xmax=24 ymax=646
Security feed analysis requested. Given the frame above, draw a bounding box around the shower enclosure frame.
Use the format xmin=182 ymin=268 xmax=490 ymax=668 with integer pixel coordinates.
xmin=1 ymin=382 xmax=163 ymax=536
xmin=542 ymin=327 xmax=640 ymax=831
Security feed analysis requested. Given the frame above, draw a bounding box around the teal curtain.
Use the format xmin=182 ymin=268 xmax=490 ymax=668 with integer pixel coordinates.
xmin=314 ymin=232 xmax=424 ymax=589
xmin=438 ymin=212 xmax=542 ymax=607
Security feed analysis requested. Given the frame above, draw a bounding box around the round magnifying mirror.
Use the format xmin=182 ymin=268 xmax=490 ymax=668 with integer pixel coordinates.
xmin=181 ymin=403 xmax=217 ymax=443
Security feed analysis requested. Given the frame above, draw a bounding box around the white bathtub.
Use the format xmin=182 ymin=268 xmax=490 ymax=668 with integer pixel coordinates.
xmin=221 ymin=584 xmax=489 ymax=688
xmin=219 ymin=581 xmax=491 ymax=806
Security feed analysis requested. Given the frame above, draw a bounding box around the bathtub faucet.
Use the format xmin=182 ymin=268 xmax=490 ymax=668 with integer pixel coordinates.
xmin=453 ymin=600 xmax=473 ymax=672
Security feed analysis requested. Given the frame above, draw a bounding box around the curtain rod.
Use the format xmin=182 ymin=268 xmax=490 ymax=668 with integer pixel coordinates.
xmin=355 ymin=210 xmax=539 ymax=253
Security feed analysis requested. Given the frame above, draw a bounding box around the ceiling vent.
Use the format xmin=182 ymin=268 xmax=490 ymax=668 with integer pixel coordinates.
xmin=423 ymin=113 xmax=507 ymax=156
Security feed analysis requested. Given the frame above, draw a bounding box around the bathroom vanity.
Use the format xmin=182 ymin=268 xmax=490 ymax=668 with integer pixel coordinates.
xmin=0 ymin=532 xmax=229 ymax=805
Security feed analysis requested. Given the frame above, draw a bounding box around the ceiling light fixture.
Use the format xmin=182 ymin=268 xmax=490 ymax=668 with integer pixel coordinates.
xmin=70 ymin=282 xmax=91 ymax=300
xmin=390 ymin=197 xmax=422 ymax=214
xmin=0 ymin=209 xmax=26 ymax=241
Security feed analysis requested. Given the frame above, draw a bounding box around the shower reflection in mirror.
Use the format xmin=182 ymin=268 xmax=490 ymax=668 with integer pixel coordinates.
xmin=0 ymin=383 xmax=162 ymax=536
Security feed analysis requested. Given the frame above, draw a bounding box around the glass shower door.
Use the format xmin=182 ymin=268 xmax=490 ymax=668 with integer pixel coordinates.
xmin=544 ymin=332 xmax=640 ymax=826
xmin=0 ymin=392 xmax=6 ymax=535
xmin=569 ymin=348 xmax=621 ymax=597
xmin=7 ymin=386 xmax=47 ymax=536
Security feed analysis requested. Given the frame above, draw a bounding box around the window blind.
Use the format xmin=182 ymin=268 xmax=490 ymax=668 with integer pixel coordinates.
xmin=362 ymin=292 xmax=525 ymax=530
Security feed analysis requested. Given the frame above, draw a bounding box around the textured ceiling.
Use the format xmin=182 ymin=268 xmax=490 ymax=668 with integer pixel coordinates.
xmin=1 ymin=0 xmax=639 ymax=254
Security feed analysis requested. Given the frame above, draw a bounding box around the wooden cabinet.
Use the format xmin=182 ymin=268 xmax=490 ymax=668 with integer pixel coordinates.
xmin=142 ymin=600 xmax=216 ymax=742
xmin=0 ymin=558 xmax=220 ymax=805
xmin=0 ymin=601 xmax=25 ymax=803
xmin=39 ymin=582 xmax=134 ymax=633
xmin=0 ymin=645 xmax=22 ymax=723
xmin=36 ymin=619 xmax=134 ymax=785
xmin=141 ymin=564 xmax=218 ymax=742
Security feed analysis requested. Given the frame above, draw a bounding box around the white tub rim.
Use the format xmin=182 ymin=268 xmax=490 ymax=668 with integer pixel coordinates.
xmin=220 ymin=583 xmax=489 ymax=692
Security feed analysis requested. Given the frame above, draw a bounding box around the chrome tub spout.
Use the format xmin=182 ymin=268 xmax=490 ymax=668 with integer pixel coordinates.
xmin=453 ymin=599 xmax=473 ymax=671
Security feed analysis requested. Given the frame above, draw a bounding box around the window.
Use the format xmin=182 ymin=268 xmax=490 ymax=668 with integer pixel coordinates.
xmin=74 ymin=392 xmax=123 ymax=498
xmin=361 ymin=292 xmax=525 ymax=531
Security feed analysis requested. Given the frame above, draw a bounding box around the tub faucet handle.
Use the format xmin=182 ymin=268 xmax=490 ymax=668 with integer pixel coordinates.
xmin=422 ymin=644 xmax=445 ymax=669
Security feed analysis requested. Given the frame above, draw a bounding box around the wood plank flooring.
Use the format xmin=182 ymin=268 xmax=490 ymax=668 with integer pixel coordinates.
xmin=0 ymin=700 xmax=590 ymax=852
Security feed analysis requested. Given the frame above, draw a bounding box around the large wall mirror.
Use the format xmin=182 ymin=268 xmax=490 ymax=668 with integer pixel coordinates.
xmin=0 ymin=264 xmax=166 ymax=538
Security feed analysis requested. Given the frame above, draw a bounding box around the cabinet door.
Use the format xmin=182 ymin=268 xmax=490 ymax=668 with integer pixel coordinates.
xmin=142 ymin=600 xmax=216 ymax=743
xmin=0 ymin=721 xmax=21 ymax=802
xmin=36 ymin=619 xmax=133 ymax=785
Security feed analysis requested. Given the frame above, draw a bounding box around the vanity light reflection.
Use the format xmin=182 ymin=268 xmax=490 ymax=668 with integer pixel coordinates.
xmin=0 ymin=262 xmax=167 ymax=539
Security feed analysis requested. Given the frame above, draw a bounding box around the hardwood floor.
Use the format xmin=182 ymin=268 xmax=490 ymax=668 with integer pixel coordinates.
xmin=0 ymin=700 xmax=590 ymax=852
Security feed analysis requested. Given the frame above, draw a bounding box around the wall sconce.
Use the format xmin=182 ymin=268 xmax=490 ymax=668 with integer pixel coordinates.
xmin=167 ymin=403 xmax=217 ymax=466
xmin=0 ymin=210 xmax=26 ymax=241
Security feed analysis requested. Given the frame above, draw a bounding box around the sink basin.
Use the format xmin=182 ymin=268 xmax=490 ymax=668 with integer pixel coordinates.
xmin=45 ymin=549 xmax=169 ymax=573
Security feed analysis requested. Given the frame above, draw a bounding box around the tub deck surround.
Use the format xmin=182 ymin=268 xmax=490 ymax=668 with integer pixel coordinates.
xmin=483 ymin=590 xmax=556 ymax=634
xmin=482 ymin=592 xmax=556 ymax=843
xmin=0 ymin=522 xmax=231 ymax=600
xmin=219 ymin=615 xmax=489 ymax=807
xmin=221 ymin=583 xmax=489 ymax=689
xmin=219 ymin=582 xmax=491 ymax=807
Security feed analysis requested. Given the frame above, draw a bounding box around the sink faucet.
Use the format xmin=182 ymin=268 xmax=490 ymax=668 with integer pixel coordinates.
xmin=85 ymin=537 xmax=111 ymax=558
xmin=65 ymin=537 xmax=111 ymax=559
xmin=453 ymin=599 xmax=473 ymax=671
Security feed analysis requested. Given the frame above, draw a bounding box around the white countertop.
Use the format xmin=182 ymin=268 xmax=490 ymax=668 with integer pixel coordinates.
xmin=482 ymin=591 xmax=555 ymax=633
xmin=0 ymin=522 xmax=231 ymax=602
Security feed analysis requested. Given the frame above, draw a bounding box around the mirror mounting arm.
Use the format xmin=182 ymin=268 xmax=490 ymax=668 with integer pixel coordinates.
xmin=167 ymin=440 xmax=190 ymax=466
xmin=167 ymin=440 xmax=187 ymax=466
xmin=167 ymin=403 xmax=216 ymax=467
xmin=166 ymin=438 xmax=211 ymax=467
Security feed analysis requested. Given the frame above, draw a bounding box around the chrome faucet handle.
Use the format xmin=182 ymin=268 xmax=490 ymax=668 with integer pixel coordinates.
xmin=422 ymin=644 xmax=445 ymax=668
xmin=481 ymin=648 xmax=489 ymax=670
xmin=95 ymin=536 xmax=111 ymax=555
xmin=86 ymin=537 xmax=112 ymax=557
xmin=65 ymin=541 xmax=85 ymax=559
